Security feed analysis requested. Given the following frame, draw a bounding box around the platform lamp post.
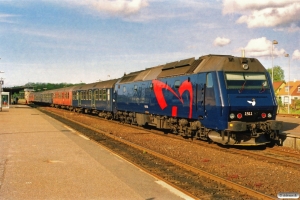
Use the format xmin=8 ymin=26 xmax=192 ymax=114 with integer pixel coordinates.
xmin=285 ymin=53 xmax=290 ymax=114
xmin=271 ymin=40 xmax=278 ymax=83
xmin=0 ymin=71 xmax=4 ymax=112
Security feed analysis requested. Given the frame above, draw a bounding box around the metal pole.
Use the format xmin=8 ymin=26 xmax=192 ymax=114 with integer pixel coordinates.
xmin=285 ymin=54 xmax=290 ymax=114
xmin=271 ymin=40 xmax=278 ymax=83
xmin=272 ymin=44 xmax=273 ymax=83
xmin=288 ymin=55 xmax=290 ymax=114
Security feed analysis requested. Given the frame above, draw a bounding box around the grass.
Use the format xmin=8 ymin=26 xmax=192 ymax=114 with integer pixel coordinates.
xmin=277 ymin=107 xmax=300 ymax=114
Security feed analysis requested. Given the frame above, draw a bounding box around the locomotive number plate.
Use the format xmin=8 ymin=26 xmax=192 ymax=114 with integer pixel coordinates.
xmin=245 ymin=112 xmax=252 ymax=116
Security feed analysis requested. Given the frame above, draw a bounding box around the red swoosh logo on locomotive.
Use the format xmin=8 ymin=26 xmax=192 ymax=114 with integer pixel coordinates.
xmin=152 ymin=79 xmax=193 ymax=118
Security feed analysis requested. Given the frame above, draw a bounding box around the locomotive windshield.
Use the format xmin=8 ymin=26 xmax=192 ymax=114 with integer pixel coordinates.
xmin=225 ymin=72 xmax=269 ymax=91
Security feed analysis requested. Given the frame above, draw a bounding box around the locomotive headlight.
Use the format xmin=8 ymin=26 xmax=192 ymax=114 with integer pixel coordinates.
xmin=268 ymin=113 xmax=272 ymax=118
xmin=242 ymin=64 xmax=249 ymax=70
xmin=229 ymin=113 xmax=235 ymax=119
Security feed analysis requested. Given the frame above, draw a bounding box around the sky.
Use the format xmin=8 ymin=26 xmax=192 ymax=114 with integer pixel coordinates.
xmin=1 ymin=0 xmax=300 ymax=87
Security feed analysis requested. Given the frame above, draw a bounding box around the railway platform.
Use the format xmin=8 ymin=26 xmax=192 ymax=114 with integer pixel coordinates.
xmin=277 ymin=116 xmax=300 ymax=150
xmin=0 ymin=105 xmax=191 ymax=200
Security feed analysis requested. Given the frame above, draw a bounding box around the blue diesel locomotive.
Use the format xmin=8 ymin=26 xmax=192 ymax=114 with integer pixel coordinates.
xmin=31 ymin=54 xmax=282 ymax=145
xmin=114 ymin=54 xmax=282 ymax=145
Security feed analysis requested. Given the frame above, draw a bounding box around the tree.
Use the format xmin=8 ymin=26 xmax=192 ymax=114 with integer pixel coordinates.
xmin=267 ymin=65 xmax=285 ymax=82
xmin=23 ymin=82 xmax=85 ymax=91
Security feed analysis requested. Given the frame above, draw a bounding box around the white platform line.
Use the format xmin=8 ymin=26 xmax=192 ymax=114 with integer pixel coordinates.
xmin=78 ymin=134 xmax=90 ymax=140
xmin=63 ymin=125 xmax=75 ymax=132
xmin=155 ymin=180 xmax=195 ymax=200
xmin=63 ymin=125 xmax=90 ymax=140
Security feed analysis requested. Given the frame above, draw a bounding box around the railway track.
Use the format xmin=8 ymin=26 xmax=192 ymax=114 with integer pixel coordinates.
xmin=65 ymin=106 xmax=300 ymax=170
xmin=37 ymin=106 xmax=282 ymax=199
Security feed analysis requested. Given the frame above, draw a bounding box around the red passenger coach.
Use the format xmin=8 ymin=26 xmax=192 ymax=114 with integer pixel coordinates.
xmin=29 ymin=93 xmax=35 ymax=103
xmin=52 ymin=86 xmax=75 ymax=109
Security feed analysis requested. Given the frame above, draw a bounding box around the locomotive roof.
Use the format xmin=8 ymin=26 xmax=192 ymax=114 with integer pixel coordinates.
xmin=118 ymin=54 xmax=266 ymax=83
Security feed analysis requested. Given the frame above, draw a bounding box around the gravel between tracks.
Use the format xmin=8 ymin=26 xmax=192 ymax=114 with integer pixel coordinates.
xmin=44 ymin=107 xmax=300 ymax=197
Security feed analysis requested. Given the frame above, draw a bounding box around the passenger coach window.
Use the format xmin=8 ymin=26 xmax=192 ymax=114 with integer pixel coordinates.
xmin=99 ymin=89 xmax=102 ymax=101
xmin=95 ymin=89 xmax=99 ymax=101
xmin=103 ymin=89 xmax=107 ymax=101
xmin=123 ymin=86 xmax=126 ymax=93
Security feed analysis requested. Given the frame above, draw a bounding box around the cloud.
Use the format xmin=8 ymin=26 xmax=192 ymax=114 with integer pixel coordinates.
xmin=62 ymin=0 xmax=149 ymax=16
xmin=241 ymin=37 xmax=285 ymax=57
xmin=213 ymin=37 xmax=231 ymax=47
xmin=0 ymin=13 xmax=19 ymax=24
xmin=222 ymin=0 xmax=300 ymax=28
xmin=292 ymin=50 xmax=300 ymax=60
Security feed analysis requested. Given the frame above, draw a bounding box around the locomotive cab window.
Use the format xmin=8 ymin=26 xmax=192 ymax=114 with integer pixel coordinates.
xmin=225 ymin=72 xmax=269 ymax=90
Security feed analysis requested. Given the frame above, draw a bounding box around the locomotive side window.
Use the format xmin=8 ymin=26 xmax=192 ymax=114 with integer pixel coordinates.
xmin=134 ymin=85 xmax=138 ymax=91
xmin=123 ymin=86 xmax=126 ymax=93
xmin=174 ymin=80 xmax=180 ymax=89
xmin=225 ymin=72 xmax=268 ymax=90
xmin=150 ymin=83 xmax=153 ymax=90
xmin=206 ymin=73 xmax=213 ymax=88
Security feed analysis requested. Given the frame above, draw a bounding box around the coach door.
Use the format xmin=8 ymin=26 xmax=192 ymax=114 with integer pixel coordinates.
xmin=91 ymin=90 xmax=95 ymax=108
xmin=78 ymin=91 xmax=81 ymax=106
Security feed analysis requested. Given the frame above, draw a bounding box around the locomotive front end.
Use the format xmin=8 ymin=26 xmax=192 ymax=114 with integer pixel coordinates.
xmin=208 ymin=57 xmax=283 ymax=145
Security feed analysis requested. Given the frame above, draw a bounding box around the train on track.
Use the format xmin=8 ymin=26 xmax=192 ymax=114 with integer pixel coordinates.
xmin=30 ymin=54 xmax=283 ymax=145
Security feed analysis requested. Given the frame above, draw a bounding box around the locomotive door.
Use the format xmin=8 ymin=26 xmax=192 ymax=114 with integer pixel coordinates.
xmin=196 ymin=73 xmax=206 ymax=119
